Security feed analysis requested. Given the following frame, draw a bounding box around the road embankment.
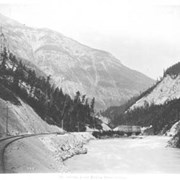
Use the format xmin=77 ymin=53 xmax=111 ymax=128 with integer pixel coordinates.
xmin=3 ymin=132 xmax=94 ymax=173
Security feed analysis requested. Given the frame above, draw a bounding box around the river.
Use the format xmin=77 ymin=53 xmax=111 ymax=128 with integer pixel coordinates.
xmin=65 ymin=136 xmax=180 ymax=174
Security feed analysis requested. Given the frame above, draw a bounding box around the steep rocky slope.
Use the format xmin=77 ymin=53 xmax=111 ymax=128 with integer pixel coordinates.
xmin=130 ymin=73 xmax=180 ymax=110
xmin=103 ymin=62 xmax=180 ymax=134
xmin=0 ymin=13 xmax=154 ymax=110
xmin=0 ymin=88 xmax=95 ymax=172
xmin=125 ymin=62 xmax=180 ymax=112
xmin=0 ymin=97 xmax=62 ymax=137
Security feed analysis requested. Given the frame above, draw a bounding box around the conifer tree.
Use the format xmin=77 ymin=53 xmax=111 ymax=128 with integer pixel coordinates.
xmin=0 ymin=47 xmax=8 ymax=71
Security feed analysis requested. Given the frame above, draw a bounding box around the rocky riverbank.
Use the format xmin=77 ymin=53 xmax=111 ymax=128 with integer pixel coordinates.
xmin=168 ymin=132 xmax=180 ymax=148
xmin=4 ymin=132 xmax=95 ymax=173
xmin=167 ymin=120 xmax=180 ymax=148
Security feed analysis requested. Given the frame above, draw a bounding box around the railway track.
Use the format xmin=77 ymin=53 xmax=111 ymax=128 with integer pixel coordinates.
xmin=0 ymin=132 xmax=66 ymax=173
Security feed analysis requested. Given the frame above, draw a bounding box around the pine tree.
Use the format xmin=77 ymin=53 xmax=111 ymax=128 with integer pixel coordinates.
xmin=0 ymin=47 xmax=8 ymax=71
xmin=0 ymin=48 xmax=96 ymax=132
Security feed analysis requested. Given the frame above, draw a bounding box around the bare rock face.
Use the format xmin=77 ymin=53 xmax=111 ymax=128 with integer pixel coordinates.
xmin=130 ymin=74 xmax=180 ymax=110
xmin=141 ymin=126 xmax=154 ymax=135
xmin=167 ymin=121 xmax=180 ymax=137
xmin=0 ymin=13 xmax=154 ymax=110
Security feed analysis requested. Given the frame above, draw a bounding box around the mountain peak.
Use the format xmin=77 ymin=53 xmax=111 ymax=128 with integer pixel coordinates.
xmin=0 ymin=13 xmax=154 ymax=110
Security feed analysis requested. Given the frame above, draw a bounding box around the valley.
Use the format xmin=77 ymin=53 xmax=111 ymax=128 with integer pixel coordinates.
xmin=0 ymin=11 xmax=180 ymax=176
xmin=0 ymin=13 xmax=154 ymax=110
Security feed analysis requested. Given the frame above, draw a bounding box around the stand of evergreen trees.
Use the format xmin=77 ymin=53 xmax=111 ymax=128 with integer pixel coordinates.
xmin=103 ymin=62 xmax=180 ymax=134
xmin=0 ymin=47 xmax=100 ymax=132
xmin=116 ymin=99 xmax=180 ymax=134
xmin=103 ymin=96 xmax=180 ymax=134
xmin=163 ymin=62 xmax=180 ymax=77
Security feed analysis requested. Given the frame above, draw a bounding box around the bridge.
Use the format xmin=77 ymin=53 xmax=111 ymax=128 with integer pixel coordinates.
xmin=114 ymin=125 xmax=141 ymax=136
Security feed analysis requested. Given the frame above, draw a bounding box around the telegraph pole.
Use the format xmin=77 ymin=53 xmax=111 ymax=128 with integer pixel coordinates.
xmin=3 ymin=103 xmax=9 ymax=136
xmin=6 ymin=104 xmax=9 ymax=136
xmin=61 ymin=95 xmax=68 ymax=130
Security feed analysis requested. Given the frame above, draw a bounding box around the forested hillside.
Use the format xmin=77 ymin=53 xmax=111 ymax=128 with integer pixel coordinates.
xmin=0 ymin=46 xmax=100 ymax=132
xmin=103 ymin=62 xmax=180 ymax=134
xmin=0 ymin=13 xmax=154 ymax=110
xmin=164 ymin=62 xmax=180 ymax=77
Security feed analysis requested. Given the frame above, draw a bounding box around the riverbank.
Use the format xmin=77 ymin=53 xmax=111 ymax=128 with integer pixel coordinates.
xmin=4 ymin=132 xmax=94 ymax=173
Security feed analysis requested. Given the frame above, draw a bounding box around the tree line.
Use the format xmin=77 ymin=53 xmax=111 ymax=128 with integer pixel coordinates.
xmin=102 ymin=62 xmax=180 ymax=134
xmin=0 ymin=47 xmax=101 ymax=132
xmin=103 ymin=96 xmax=180 ymax=134
xmin=163 ymin=62 xmax=180 ymax=77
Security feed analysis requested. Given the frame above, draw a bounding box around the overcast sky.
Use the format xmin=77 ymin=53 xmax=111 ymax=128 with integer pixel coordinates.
xmin=1 ymin=0 xmax=180 ymax=79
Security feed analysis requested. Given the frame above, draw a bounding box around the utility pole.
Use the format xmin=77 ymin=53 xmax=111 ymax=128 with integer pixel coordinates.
xmin=61 ymin=95 xmax=68 ymax=130
xmin=3 ymin=103 xmax=9 ymax=136
xmin=6 ymin=104 xmax=9 ymax=136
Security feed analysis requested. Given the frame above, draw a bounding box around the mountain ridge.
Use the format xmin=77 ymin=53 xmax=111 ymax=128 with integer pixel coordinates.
xmin=0 ymin=13 xmax=154 ymax=110
xmin=129 ymin=62 xmax=180 ymax=110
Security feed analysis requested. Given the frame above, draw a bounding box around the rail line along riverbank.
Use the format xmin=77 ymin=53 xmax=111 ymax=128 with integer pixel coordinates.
xmin=1 ymin=132 xmax=94 ymax=173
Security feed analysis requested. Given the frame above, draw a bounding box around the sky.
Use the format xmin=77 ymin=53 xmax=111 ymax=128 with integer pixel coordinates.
xmin=0 ymin=0 xmax=180 ymax=79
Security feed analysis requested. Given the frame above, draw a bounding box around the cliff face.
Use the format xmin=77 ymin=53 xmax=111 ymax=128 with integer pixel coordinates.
xmin=0 ymin=13 xmax=154 ymax=110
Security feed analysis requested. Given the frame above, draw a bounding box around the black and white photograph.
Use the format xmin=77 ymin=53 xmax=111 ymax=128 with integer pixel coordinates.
xmin=0 ymin=0 xmax=180 ymax=179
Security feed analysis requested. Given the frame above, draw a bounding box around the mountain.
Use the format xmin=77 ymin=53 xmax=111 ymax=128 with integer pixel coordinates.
xmin=0 ymin=13 xmax=154 ymax=110
xmin=129 ymin=62 xmax=180 ymax=110
xmin=103 ymin=62 xmax=180 ymax=134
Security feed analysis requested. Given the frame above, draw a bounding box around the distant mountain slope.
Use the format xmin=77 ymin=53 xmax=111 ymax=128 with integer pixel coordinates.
xmin=103 ymin=62 xmax=180 ymax=134
xmin=0 ymin=13 xmax=154 ymax=110
xmin=130 ymin=62 xmax=180 ymax=110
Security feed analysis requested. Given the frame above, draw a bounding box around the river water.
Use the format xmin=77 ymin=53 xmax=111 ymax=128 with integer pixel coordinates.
xmin=65 ymin=136 xmax=180 ymax=174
